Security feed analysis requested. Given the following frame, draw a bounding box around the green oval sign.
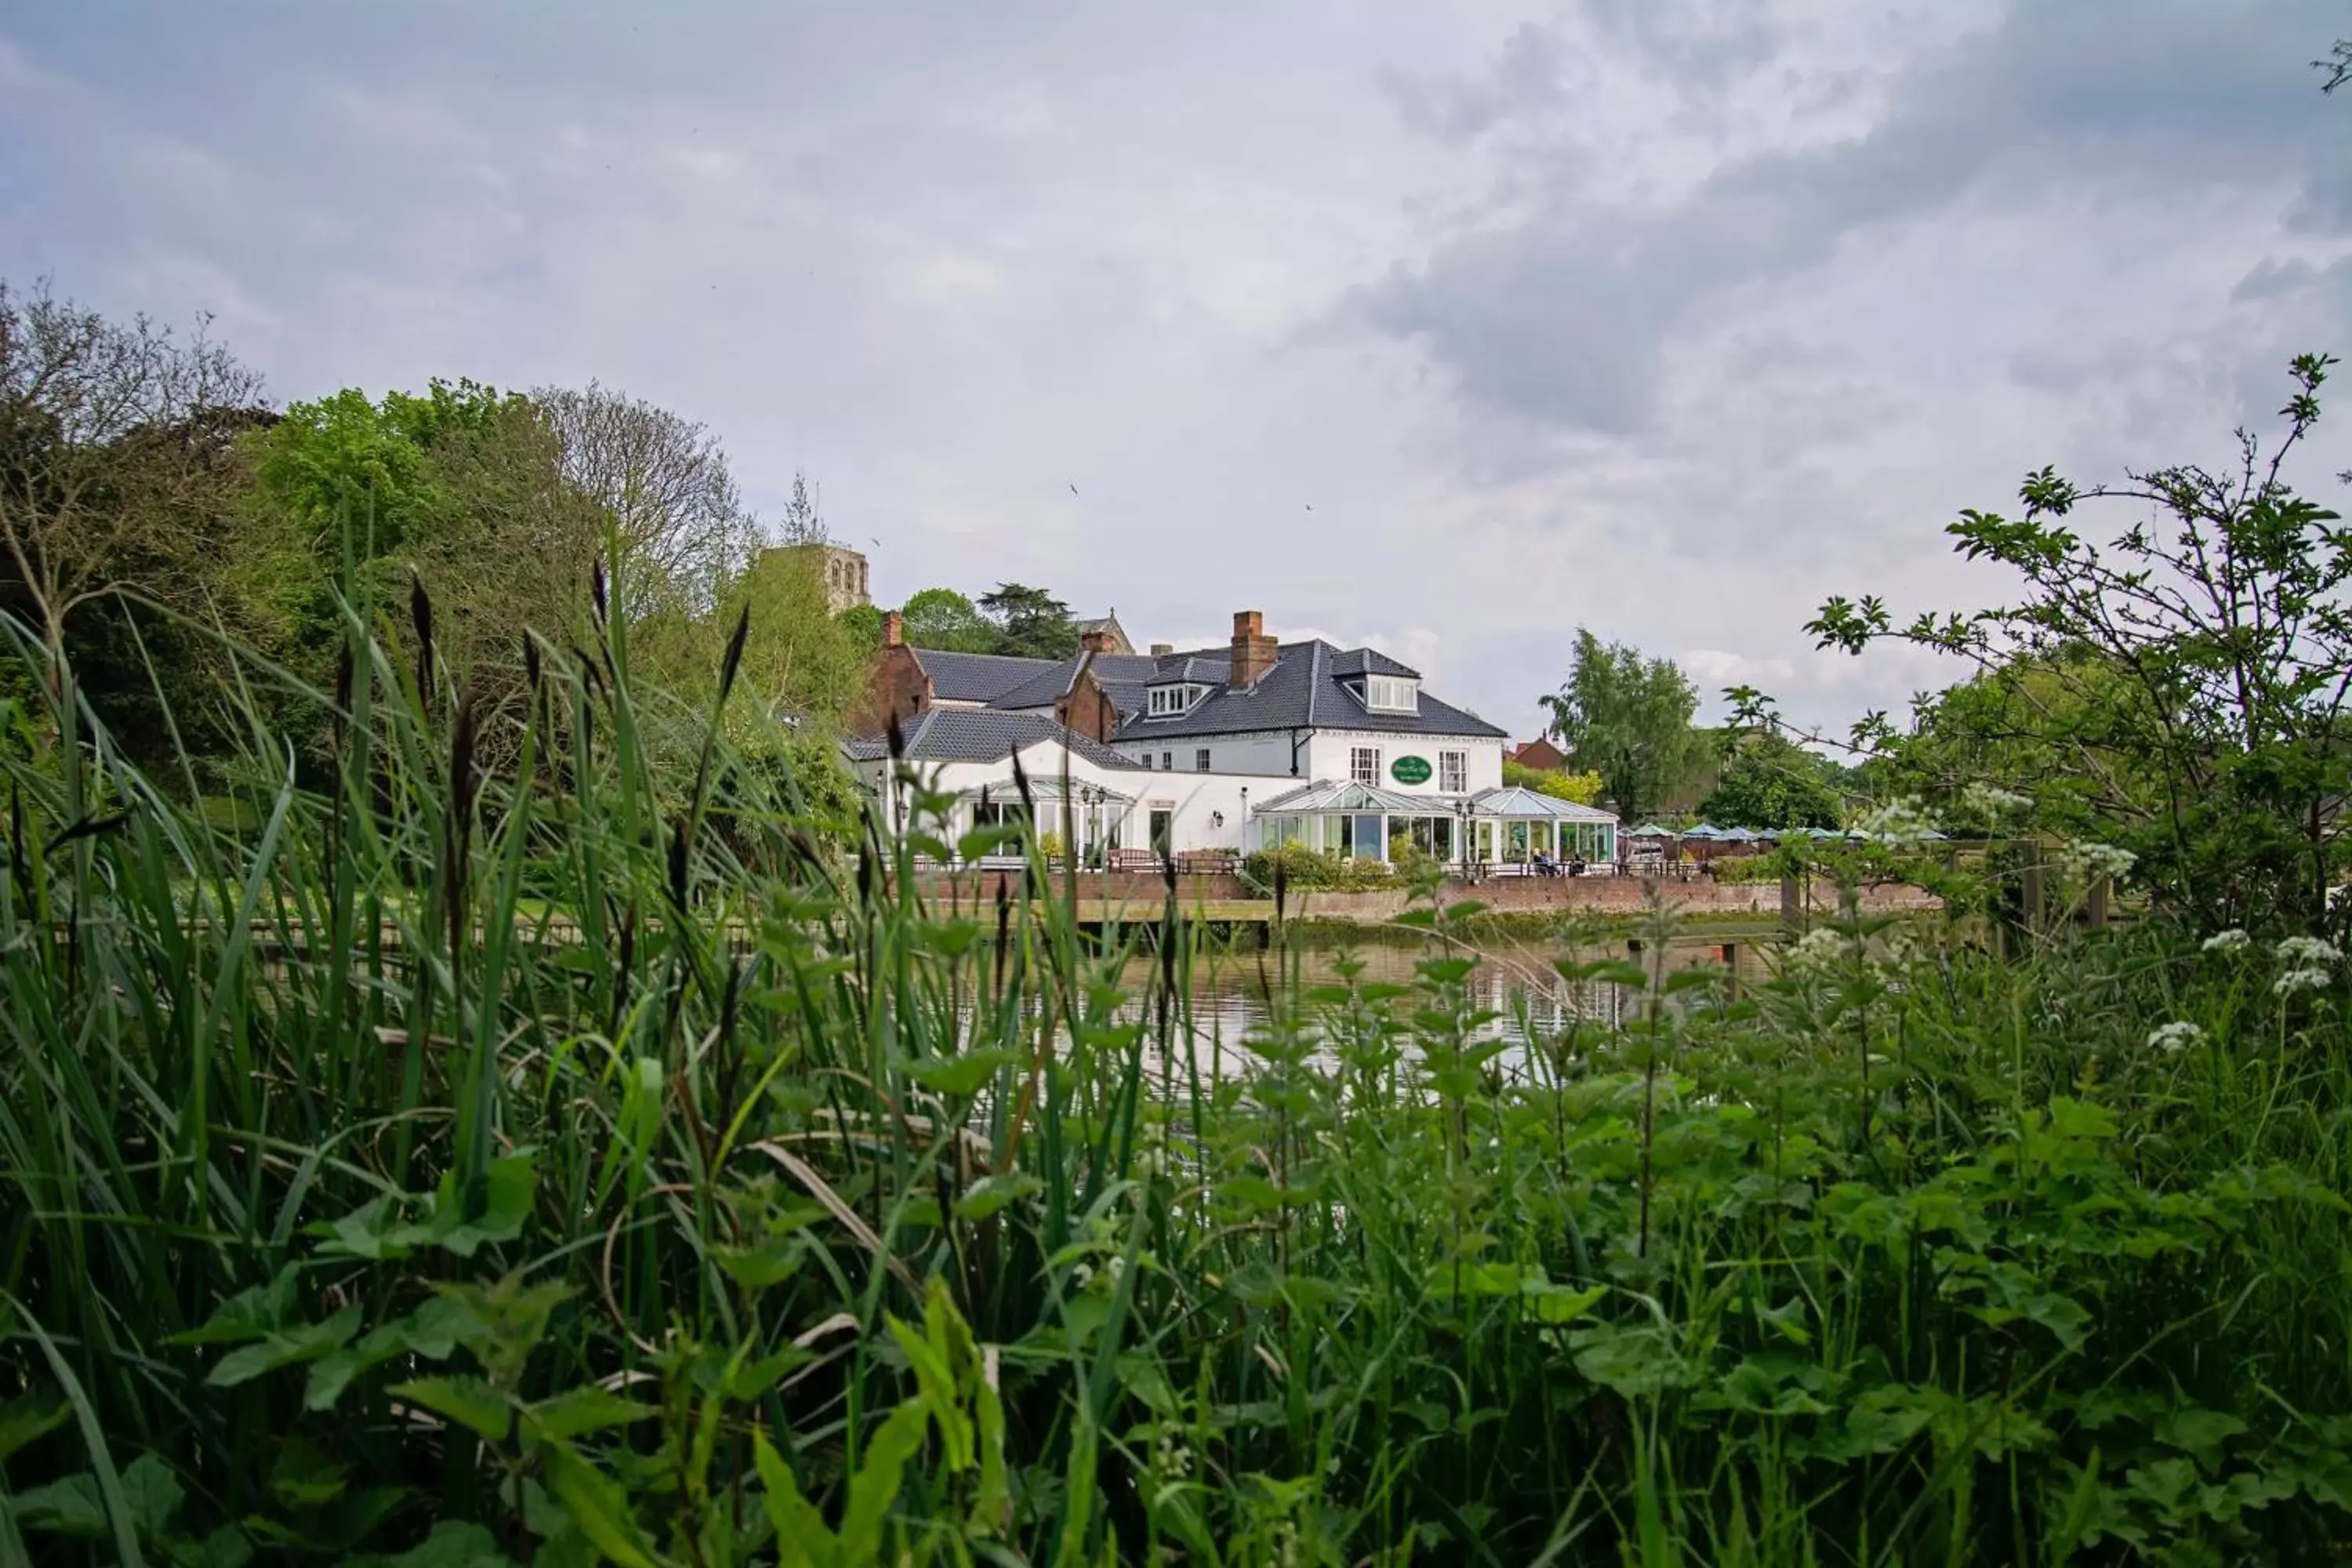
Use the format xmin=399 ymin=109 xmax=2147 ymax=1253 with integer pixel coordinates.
xmin=1390 ymin=755 xmax=1432 ymax=786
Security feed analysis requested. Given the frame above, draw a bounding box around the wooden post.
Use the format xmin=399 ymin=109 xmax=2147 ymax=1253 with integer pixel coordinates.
xmin=2020 ymin=840 xmax=2046 ymax=940
xmin=2087 ymin=874 xmax=2110 ymax=929
xmin=1779 ymin=870 xmax=1801 ymax=941
xmin=1722 ymin=941 xmax=1740 ymax=1000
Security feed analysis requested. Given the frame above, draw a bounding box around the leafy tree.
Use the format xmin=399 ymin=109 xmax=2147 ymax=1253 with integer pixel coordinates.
xmin=899 ymin=587 xmax=996 ymax=653
xmin=1501 ymin=758 xmax=1604 ymax=804
xmin=1698 ymin=733 xmax=1844 ymax=829
xmin=1809 ymin=354 xmax=2352 ymax=936
xmin=978 ymin=583 xmax=1078 ymax=659
xmin=0 ymin=279 xmax=267 ymax=676
xmin=534 ymin=381 xmax=760 ymax=616
xmin=837 ymin=602 xmax=884 ymax=648
xmin=1539 ymin=629 xmax=1704 ymax=825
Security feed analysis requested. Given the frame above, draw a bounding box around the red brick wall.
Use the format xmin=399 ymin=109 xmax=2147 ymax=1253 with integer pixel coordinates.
xmin=1054 ymin=666 xmax=1121 ymax=743
xmin=855 ymin=644 xmax=932 ymax=735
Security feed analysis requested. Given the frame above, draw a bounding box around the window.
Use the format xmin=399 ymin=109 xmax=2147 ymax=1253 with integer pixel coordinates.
xmin=1439 ymin=750 xmax=1467 ymax=793
xmin=1138 ymin=753 xmax=1152 ymax=770
xmin=1351 ymin=746 xmax=1381 ymax=786
xmin=1148 ymin=684 xmax=1203 ymax=717
xmin=1363 ymin=676 xmax=1420 ymax=713
xmin=1161 ymin=752 xmax=1173 ymax=771
xmin=1195 ymin=748 xmax=1212 ymax=772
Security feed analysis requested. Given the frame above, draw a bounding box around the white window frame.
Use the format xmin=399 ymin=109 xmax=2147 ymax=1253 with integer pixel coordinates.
xmin=1138 ymin=753 xmax=1152 ymax=770
xmin=1363 ymin=676 xmax=1420 ymax=713
xmin=1439 ymin=750 xmax=1467 ymax=793
xmin=1148 ymin=685 xmax=1185 ymax=717
xmin=1350 ymin=746 xmax=1381 ymax=786
xmin=1195 ymin=748 xmax=1211 ymax=772
xmin=1161 ymin=751 xmax=1173 ymax=771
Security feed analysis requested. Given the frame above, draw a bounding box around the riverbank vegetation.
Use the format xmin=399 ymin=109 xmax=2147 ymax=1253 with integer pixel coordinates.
xmin=2 ymin=547 xmax=2348 ymax=1564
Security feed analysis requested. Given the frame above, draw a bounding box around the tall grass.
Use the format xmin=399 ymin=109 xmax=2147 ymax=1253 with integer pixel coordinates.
xmin=0 ymin=594 xmax=2348 ymax=1566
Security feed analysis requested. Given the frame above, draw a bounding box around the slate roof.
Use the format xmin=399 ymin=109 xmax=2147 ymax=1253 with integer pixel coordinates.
xmin=989 ymin=652 xmax=1162 ymax=712
xmin=915 ymin=648 xmax=1060 ymax=705
xmin=841 ymin=708 xmax=1142 ymax=771
xmin=1329 ymin=647 xmax=1417 ymax=678
xmin=1107 ymin=641 xmax=1507 ymax=742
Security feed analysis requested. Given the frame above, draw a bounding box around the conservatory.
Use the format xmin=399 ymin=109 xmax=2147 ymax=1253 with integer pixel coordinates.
xmin=1465 ymin=786 xmax=1619 ymax=868
xmin=1251 ymin=780 xmax=1619 ymax=869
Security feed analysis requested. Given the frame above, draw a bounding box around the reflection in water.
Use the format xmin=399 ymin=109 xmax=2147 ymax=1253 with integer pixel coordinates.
xmin=1102 ymin=935 xmax=1746 ymax=1079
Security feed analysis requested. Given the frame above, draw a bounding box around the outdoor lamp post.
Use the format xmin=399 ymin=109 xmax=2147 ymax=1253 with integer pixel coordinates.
xmin=1455 ymin=796 xmax=1475 ymax=880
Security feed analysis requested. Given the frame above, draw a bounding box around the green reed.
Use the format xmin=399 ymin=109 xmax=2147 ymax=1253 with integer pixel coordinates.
xmin=0 ymin=593 xmax=2347 ymax=1567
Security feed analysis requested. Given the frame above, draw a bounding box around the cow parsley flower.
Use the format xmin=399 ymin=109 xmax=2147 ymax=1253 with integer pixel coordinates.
xmin=2274 ymin=935 xmax=2343 ymax=968
xmin=2144 ymin=1020 xmax=2204 ymax=1052
xmin=2274 ymin=967 xmax=2332 ymax=998
xmin=1961 ymin=782 xmax=2034 ymax=818
xmin=2201 ymin=929 xmax=2250 ymax=954
xmin=1853 ymin=797 xmax=1937 ymax=848
xmin=1782 ymin=927 xmax=1855 ymax=979
xmin=2063 ymin=840 xmax=2136 ymax=881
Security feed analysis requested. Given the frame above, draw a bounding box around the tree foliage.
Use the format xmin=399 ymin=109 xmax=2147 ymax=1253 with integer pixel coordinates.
xmin=978 ymin=582 xmax=1078 ymax=659
xmin=1539 ymin=630 xmax=1704 ymax=825
xmin=1809 ymin=355 xmax=2352 ymax=936
xmin=898 ymin=587 xmax=996 ymax=653
xmin=1697 ymin=732 xmax=1845 ymax=829
xmin=1501 ymin=758 xmax=1605 ymax=805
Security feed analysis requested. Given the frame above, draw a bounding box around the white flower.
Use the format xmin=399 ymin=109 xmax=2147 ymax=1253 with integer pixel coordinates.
xmin=2063 ymin=840 xmax=2136 ymax=881
xmin=1961 ymin=782 xmax=2034 ymax=818
xmin=1152 ymin=1434 xmax=1192 ymax=1479
xmin=1782 ymin=927 xmax=1856 ymax=979
xmin=2274 ymin=935 xmax=2343 ymax=968
xmin=2274 ymin=967 xmax=2331 ymax=997
xmin=2201 ymin=929 xmax=2250 ymax=954
xmin=1854 ymin=797 xmax=1937 ymax=849
xmin=2145 ymin=1021 xmax=2204 ymax=1052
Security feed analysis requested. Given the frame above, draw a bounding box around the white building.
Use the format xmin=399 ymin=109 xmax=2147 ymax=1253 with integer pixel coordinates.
xmin=844 ymin=609 xmax=1616 ymax=869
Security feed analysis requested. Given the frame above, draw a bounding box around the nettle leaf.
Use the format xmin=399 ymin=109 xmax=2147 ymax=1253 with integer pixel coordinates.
xmin=118 ymin=1452 xmax=184 ymax=1537
xmin=383 ymin=1519 xmax=517 ymax=1567
xmin=318 ymin=1194 xmax=435 ymax=1261
xmin=209 ymin=1303 xmax=362 ymax=1388
xmin=902 ymin=1047 xmax=1020 ymax=1099
xmin=390 ymin=1376 xmax=515 ymax=1443
xmin=305 ymin=1321 xmax=416 ymax=1412
xmin=0 ymin=1393 xmax=71 ymax=1464
xmin=954 ymin=1172 xmax=1043 ymax=1223
xmin=1521 ymin=1281 xmax=1608 ymax=1325
xmin=523 ymin=1388 xmax=658 ymax=1442
xmin=430 ymin=1153 xmax=539 ymax=1258
xmin=269 ymin=1436 xmax=350 ymax=1510
xmin=6 ymin=1473 xmax=106 ymax=1537
xmin=169 ymin=1267 xmax=299 ymax=1345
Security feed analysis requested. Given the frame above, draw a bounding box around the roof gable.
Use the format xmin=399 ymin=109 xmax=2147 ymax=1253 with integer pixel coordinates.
xmin=1109 ymin=639 xmax=1504 ymax=742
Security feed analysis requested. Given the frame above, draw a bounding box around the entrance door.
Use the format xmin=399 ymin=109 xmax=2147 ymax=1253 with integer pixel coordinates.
xmin=1149 ymin=809 xmax=1174 ymax=856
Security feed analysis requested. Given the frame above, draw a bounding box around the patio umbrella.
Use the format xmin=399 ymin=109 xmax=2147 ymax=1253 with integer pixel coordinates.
xmin=1720 ymin=826 xmax=1758 ymax=843
xmin=1679 ymin=824 xmax=1725 ymax=840
xmin=1628 ymin=823 xmax=1677 ymax=837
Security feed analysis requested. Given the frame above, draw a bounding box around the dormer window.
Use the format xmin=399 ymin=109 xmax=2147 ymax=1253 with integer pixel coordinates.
xmin=1147 ymin=684 xmax=1204 ymax=718
xmin=1363 ymin=676 xmax=1420 ymax=713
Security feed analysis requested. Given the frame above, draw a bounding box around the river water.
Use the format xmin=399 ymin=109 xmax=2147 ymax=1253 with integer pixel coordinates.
xmin=1099 ymin=931 xmax=1755 ymax=1074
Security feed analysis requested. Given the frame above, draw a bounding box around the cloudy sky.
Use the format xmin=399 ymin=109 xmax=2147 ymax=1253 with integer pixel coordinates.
xmin=3 ymin=2 xmax=2347 ymax=740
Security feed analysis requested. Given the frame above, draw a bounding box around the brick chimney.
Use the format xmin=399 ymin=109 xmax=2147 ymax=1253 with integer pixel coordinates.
xmin=1149 ymin=642 xmax=1173 ymax=656
xmin=1230 ymin=610 xmax=1277 ymax=689
xmin=883 ymin=610 xmax=904 ymax=648
xmin=1080 ymin=628 xmax=1110 ymax=655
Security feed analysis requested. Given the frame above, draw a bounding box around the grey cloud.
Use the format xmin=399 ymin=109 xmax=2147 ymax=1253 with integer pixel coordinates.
xmin=1356 ymin=0 xmax=2350 ymax=437
xmin=1381 ymin=22 xmax=1569 ymax=145
xmin=2232 ymin=256 xmax=2321 ymax=302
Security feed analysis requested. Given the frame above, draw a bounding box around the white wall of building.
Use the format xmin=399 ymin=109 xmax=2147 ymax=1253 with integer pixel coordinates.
xmin=1299 ymin=729 xmax=1504 ymax=797
xmin=851 ymin=740 xmax=1294 ymax=857
xmin=1114 ymin=727 xmax=1504 ymax=797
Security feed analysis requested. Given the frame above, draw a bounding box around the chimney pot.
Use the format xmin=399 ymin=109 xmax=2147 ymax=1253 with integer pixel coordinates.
xmin=883 ymin=611 xmax=904 ymax=648
xmin=1229 ymin=609 xmax=1276 ymax=689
